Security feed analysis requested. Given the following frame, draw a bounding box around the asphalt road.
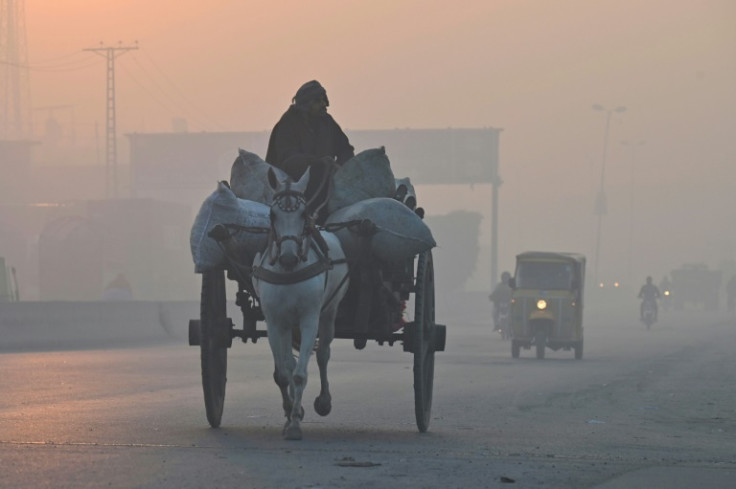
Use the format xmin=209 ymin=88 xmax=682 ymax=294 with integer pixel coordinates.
xmin=1 ymin=302 xmax=735 ymax=489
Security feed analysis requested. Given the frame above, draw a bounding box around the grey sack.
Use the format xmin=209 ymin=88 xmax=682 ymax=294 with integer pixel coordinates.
xmin=190 ymin=181 xmax=271 ymax=273
xmin=325 ymin=197 xmax=436 ymax=263
xmin=327 ymin=147 xmax=396 ymax=215
xmin=230 ymin=148 xmax=289 ymax=205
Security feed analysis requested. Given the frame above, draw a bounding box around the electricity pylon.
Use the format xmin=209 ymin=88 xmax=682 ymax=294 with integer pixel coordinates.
xmin=0 ymin=0 xmax=32 ymax=140
xmin=84 ymin=43 xmax=138 ymax=198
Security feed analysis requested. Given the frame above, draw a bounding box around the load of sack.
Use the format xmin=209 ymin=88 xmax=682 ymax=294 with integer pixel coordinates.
xmin=190 ymin=147 xmax=435 ymax=272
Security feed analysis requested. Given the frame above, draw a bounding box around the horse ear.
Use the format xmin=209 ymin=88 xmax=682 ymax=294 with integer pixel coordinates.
xmin=267 ymin=167 xmax=279 ymax=190
xmin=294 ymin=167 xmax=310 ymax=194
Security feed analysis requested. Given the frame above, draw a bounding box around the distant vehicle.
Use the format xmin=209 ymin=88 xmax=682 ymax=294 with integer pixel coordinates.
xmin=661 ymin=288 xmax=672 ymax=312
xmin=671 ymin=264 xmax=721 ymax=310
xmin=0 ymin=257 xmax=19 ymax=302
xmin=509 ymin=251 xmax=586 ymax=360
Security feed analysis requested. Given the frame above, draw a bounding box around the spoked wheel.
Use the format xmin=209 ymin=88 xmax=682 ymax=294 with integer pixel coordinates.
xmin=413 ymin=250 xmax=436 ymax=433
xmin=200 ymin=269 xmax=230 ymax=428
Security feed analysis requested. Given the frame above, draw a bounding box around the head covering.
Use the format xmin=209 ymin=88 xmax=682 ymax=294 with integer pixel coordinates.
xmin=292 ymin=80 xmax=329 ymax=109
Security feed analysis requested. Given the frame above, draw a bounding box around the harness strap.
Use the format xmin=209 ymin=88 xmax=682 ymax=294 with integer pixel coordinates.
xmin=309 ymin=225 xmax=330 ymax=257
xmin=253 ymin=257 xmax=333 ymax=285
xmin=214 ymin=240 xmax=257 ymax=296
xmin=222 ymin=223 xmax=270 ymax=235
xmin=321 ymin=262 xmax=350 ymax=313
xmin=322 ymin=219 xmax=377 ymax=237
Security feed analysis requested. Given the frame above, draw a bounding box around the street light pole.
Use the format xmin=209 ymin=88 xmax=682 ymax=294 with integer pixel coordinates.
xmin=592 ymin=104 xmax=626 ymax=286
xmin=621 ymin=139 xmax=646 ymax=287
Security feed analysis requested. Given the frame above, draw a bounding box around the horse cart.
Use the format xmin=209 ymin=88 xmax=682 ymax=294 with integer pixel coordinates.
xmin=188 ymin=165 xmax=446 ymax=436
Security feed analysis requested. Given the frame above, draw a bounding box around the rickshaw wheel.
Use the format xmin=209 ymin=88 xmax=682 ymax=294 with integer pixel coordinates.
xmin=535 ymin=328 xmax=546 ymax=359
xmin=511 ymin=340 xmax=521 ymax=359
xmin=413 ymin=250 xmax=436 ymax=433
xmin=200 ymin=269 xmax=228 ymax=428
xmin=574 ymin=340 xmax=583 ymax=360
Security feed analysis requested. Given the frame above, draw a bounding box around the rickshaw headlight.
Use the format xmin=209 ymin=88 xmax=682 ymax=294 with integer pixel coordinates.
xmin=536 ymin=299 xmax=547 ymax=310
xmin=664 ymin=290 xmax=670 ymax=296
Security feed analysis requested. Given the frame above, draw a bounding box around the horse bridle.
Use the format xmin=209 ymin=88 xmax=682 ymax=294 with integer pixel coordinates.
xmin=268 ymin=186 xmax=313 ymax=266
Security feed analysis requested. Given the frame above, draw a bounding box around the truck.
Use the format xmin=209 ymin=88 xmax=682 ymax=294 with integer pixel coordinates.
xmin=670 ymin=263 xmax=721 ymax=310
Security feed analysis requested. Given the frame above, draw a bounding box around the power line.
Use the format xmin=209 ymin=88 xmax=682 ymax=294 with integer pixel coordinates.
xmin=136 ymin=50 xmax=226 ymax=131
xmin=0 ymin=52 xmax=99 ymax=71
xmin=118 ymin=61 xmax=209 ymax=132
xmin=0 ymin=55 xmax=101 ymax=72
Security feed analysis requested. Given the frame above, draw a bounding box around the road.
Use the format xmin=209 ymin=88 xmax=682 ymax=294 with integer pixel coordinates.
xmin=1 ymin=301 xmax=735 ymax=488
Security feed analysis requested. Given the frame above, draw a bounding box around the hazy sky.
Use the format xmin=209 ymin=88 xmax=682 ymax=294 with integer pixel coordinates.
xmin=19 ymin=0 xmax=736 ymax=287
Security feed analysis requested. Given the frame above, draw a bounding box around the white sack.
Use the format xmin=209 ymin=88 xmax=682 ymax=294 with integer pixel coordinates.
xmin=230 ymin=148 xmax=289 ymax=205
xmin=190 ymin=181 xmax=270 ymax=273
xmin=325 ymin=197 xmax=435 ymax=263
xmin=327 ymin=147 xmax=396 ymax=214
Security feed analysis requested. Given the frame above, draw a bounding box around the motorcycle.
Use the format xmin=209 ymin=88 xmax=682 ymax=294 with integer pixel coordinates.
xmin=496 ymin=301 xmax=511 ymax=340
xmin=641 ymin=299 xmax=657 ymax=330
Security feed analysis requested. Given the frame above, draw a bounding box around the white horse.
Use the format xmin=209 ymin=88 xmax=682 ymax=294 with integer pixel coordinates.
xmin=252 ymin=167 xmax=350 ymax=440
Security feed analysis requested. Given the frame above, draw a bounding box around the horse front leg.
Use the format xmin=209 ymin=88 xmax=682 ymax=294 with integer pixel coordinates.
xmin=268 ymin=325 xmax=296 ymax=427
xmin=314 ymin=309 xmax=336 ymax=417
xmin=283 ymin=312 xmax=319 ymax=441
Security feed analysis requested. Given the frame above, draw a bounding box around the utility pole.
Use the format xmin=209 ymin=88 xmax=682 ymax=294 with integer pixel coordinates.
xmin=489 ymin=128 xmax=503 ymax=289
xmin=0 ymin=0 xmax=32 ymax=140
xmin=591 ymin=104 xmax=626 ymax=286
xmin=84 ymin=43 xmax=138 ymax=198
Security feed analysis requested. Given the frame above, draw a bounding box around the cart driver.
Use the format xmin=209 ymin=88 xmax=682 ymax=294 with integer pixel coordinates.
xmin=638 ymin=276 xmax=661 ymax=320
xmin=266 ymin=80 xmax=355 ymax=224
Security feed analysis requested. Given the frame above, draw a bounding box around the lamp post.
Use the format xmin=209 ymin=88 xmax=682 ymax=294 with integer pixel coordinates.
xmin=592 ymin=104 xmax=626 ymax=286
xmin=621 ymin=139 xmax=646 ymax=287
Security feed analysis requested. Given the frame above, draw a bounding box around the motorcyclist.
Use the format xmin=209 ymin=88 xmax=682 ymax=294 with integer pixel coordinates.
xmin=489 ymin=271 xmax=513 ymax=332
xmin=638 ymin=276 xmax=661 ymax=321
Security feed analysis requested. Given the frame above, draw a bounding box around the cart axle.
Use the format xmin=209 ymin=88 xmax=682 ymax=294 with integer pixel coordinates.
xmin=188 ymin=318 xmax=267 ymax=347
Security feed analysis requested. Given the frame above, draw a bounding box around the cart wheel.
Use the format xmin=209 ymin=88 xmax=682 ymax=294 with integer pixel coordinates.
xmin=413 ymin=250 xmax=436 ymax=433
xmin=200 ymin=269 xmax=229 ymax=428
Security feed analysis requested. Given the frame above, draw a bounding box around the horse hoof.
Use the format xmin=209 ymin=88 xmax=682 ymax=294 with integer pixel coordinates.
xmin=314 ymin=396 xmax=332 ymax=417
xmin=283 ymin=423 xmax=302 ymax=441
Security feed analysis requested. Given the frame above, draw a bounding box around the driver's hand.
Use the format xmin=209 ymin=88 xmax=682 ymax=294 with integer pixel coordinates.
xmin=318 ymin=156 xmax=339 ymax=171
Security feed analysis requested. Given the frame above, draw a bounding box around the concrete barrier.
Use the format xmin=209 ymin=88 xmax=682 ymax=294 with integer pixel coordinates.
xmin=0 ymin=301 xmax=199 ymax=352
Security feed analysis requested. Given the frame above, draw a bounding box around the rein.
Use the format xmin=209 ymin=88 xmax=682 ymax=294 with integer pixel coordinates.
xmin=305 ymin=158 xmax=337 ymax=220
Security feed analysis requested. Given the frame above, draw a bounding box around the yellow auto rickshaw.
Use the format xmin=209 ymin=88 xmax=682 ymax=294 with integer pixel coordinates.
xmin=509 ymin=251 xmax=585 ymax=359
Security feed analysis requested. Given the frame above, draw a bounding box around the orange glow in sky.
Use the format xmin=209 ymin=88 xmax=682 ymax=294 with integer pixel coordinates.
xmin=12 ymin=0 xmax=736 ymax=283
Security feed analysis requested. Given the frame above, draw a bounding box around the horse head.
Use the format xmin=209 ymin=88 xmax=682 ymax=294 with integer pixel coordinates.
xmin=266 ymin=167 xmax=312 ymax=271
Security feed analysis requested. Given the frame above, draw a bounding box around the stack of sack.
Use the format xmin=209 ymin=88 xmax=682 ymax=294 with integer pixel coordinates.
xmin=190 ymin=147 xmax=435 ymax=272
xmin=325 ymin=146 xmax=434 ymax=263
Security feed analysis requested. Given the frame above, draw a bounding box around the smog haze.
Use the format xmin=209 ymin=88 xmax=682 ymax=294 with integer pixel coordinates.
xmin=8 ymin=0 xmax=736 ymax=295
